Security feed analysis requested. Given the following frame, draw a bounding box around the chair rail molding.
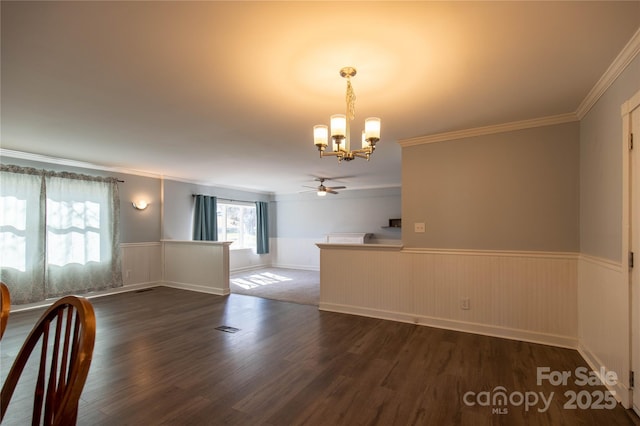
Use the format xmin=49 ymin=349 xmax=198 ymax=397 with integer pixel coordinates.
xmin=318 ymin=245 xmax=578 ymax=349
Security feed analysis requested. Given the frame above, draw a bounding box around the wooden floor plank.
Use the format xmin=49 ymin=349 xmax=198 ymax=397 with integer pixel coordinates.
xmin=1 ymin=287 xmax=638 ymax=425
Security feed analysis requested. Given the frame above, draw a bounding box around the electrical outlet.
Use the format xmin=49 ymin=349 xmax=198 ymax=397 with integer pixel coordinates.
xmin=461 ymin=298 xmax=470 ymax=310
xmin=126 ymin=270 xmax=131 ymax=279
xmin=414 ymin=222 xmax=425 ymax=233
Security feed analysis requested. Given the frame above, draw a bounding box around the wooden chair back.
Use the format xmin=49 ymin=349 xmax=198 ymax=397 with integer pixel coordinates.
xmin=0 ymin=282 xmax=9 ymax=339
xmin=1 ymin=295 xmax=96 ymax=425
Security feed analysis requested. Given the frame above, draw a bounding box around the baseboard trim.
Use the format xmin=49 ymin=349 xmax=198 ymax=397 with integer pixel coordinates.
xmin=161 ymin=280 xmax=230 ymax=296
xmin=577 ymin=343 xmax=630 ymax=408
xmin=271 ymin=263 xmax=320 ymax=271
xmin=319 ymin=302 xmax=578 ymax=349
xmin=230 ymin=264 xmax=272 ymax=274
xmin=11 ymin=282 xmax=161 ymax=312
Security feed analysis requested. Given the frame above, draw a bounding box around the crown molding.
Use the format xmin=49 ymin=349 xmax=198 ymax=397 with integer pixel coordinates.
xmin=0 ymin=148 xmax=163 ymax=178
xmin=399 ymin=27 xmax=640 ymax=148
xmin=163 ymin=174 xmax=275 ymax=195
xmin=576 ymin=26 xmax=640 ymax=119
xmin=0 ymin=148 xmax=275 ymax=194
xmin=398 ymin=112 xmax=578 ymax=147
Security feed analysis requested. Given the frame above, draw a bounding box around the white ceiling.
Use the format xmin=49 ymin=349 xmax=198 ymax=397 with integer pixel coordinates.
xmin=2 ymin=1 xmax=639 ymax=194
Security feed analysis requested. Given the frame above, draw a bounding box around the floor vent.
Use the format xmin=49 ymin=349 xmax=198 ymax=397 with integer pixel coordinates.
xmin=135 ymin=288 xmax=154 ymax=293
xmin=215 ymin=326 xmax=240 ymax=333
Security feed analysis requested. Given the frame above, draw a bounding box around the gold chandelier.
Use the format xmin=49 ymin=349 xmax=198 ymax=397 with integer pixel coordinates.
xmin=313 ymin=67 xmax=380 ymax=162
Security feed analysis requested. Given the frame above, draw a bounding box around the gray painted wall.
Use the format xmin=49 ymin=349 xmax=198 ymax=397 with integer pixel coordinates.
xmin=274 ymin=187 xmax=402 ymax=242
xmin=162 ymin=179 xmax=273 ymax=241
xmin=0 ymin=156 xmax=162 ymax=243
xmin=0 ymin=155 xmax=399 ymax=248
xmin=402 ymin=122 xmax=580 ymax=251
xmin=580 ymin=54 xmax=640 ymax=262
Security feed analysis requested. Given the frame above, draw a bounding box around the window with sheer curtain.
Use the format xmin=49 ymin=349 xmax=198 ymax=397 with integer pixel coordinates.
xmin=0 ymin=165 xmax=123 ymax=305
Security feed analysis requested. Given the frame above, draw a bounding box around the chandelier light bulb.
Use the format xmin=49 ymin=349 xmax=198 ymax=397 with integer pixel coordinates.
xmin=313 ymin=125 xmax=328 ymax=148
xmin=364 ymin=117 xmax=381 ymax=141
xmin=330 ymin=115 xmax=346 ymax=140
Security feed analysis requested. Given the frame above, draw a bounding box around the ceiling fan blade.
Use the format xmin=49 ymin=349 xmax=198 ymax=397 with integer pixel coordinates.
xmin=327 ymin=186 xmax=346 ymax=190
xmin=302 ymin=185 xmax=317 ymax=189
xmin=327 ymin=190 xmax=339 ymax=194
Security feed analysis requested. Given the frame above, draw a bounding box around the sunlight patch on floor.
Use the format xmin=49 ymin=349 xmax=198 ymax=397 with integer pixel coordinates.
xmin=231 ymin=272 xmax=293 ymax=290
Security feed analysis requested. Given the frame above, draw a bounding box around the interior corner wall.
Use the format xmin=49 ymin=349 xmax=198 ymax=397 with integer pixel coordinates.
xmin=162 ymin=178 xmax=273 ymax=241
xmin=0 ymin=155 xmax=164 ymax=289
xmin=273 ymin=187 xmax=402 ymax=269
xmin=580 ymin=54 xmax=640 ymax=263
xmin=0 ymin=156 xmax=162 ymax=243
xmin=577 ymin=53 xmax=640 ymax=406
xmin=402 ymin=121 xmax=580 ymax=251
xmin=161 ymin=178 xmax=274 ymax=271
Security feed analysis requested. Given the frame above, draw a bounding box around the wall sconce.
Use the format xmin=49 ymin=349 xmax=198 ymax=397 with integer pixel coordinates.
xmin=132 ymin=200 xmax=149 ymax=210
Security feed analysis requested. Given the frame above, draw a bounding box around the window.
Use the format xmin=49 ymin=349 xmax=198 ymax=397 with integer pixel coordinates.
xmin=46 ymin=198 xmax=102 ymax=267
xmin=0 ymin=195 xmax=29 ymax=272
xmin=217 ymin=202 xmax=256 ymax=250
xmin=0 ymin=166 xmax=122 ymax=305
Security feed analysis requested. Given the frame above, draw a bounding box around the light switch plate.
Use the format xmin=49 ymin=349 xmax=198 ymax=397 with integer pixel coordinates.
xmin=414 ymin=222 xmax=425 ymax=233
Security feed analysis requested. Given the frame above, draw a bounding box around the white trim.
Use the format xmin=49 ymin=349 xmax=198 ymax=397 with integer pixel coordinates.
xmin=578 ymin=343 xmax=629 ymax=406
xmin=402 ymin=247 xmax=578 ymax=260
xmin=161 ymin=280 xmax=230 ymax=296
xmin=120 ymin=242 xmax=161 ymax=248
xmin=160 ymin=239 xmax=232 ymax=247
xmin=397 ymin=28 xmax=640 ymax=148
xmin=577 ymin=27 xmax=640 ymax=119
xmin=0 ymin=148 xmax=275 ymax=195
xmin=320 ymin=302 xmax=577 ymax=349
xmin=398 ymin=113 xmax=578 ymax=147
xmin=316 ymin=243 xmax=404 ymax=251
xmin=230 ymin=264 xmax=272 ymax=274
xmin=10 ymin=282 xmax=160 ymax=313
xmin=156 ymin=173 xmax=274 ymax=195
xmin=579 ymin=253 xmax=623 ymax=272
xmin=0 ymin=148 xmax=162 ymax=178
xmin=621 ymin=89 xmax=640 ymax=117
xmin=268 ymin=263 xmax=320 ymax=272
xmin=623 ymin=89 xmax=640 ymax=410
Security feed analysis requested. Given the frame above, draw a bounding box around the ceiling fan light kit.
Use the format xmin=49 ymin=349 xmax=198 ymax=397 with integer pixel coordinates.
xmin=313 ymin=67 xmax=381 ymax=162
xmin=302 ymin=178 xmax=346 ymax=196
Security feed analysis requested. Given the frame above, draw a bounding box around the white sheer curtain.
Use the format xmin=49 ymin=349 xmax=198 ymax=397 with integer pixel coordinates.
xmin=0 ymin=169 xmax=46 ymax=303
xmin=0 ymin=165 xmax=122 ymax=304
xmin=45 ymin=174 xmax=122 ymax=298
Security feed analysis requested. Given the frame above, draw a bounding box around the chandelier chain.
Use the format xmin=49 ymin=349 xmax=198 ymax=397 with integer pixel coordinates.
xmin=346 ymin=79 xmax=356 ymax=121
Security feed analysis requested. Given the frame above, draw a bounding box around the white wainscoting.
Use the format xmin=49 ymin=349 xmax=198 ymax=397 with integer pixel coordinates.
xmin=162 ymin=240 xmax=232 ymax=295
xmin=318 ymin=245 xmax=579 ymax=349
xmin=120 ymin=242 xmax=162 ymax=287
xmin=229 ymin=246 xmax=272 ymax=273
xmin=577 ymin=254 xmax=629 ymax=407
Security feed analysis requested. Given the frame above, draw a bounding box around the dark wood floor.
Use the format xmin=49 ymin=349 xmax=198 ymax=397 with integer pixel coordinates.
xmin=1 ymin=287 xmax=638 ymax=425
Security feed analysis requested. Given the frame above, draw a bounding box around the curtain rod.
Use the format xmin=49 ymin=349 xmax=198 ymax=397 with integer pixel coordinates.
xmin=192 ymin=194 xmax=257 ymax=204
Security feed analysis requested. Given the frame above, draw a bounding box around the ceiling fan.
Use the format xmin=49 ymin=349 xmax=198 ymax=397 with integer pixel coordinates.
xmin=302 ymin=178 xmax=346 ymax=196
